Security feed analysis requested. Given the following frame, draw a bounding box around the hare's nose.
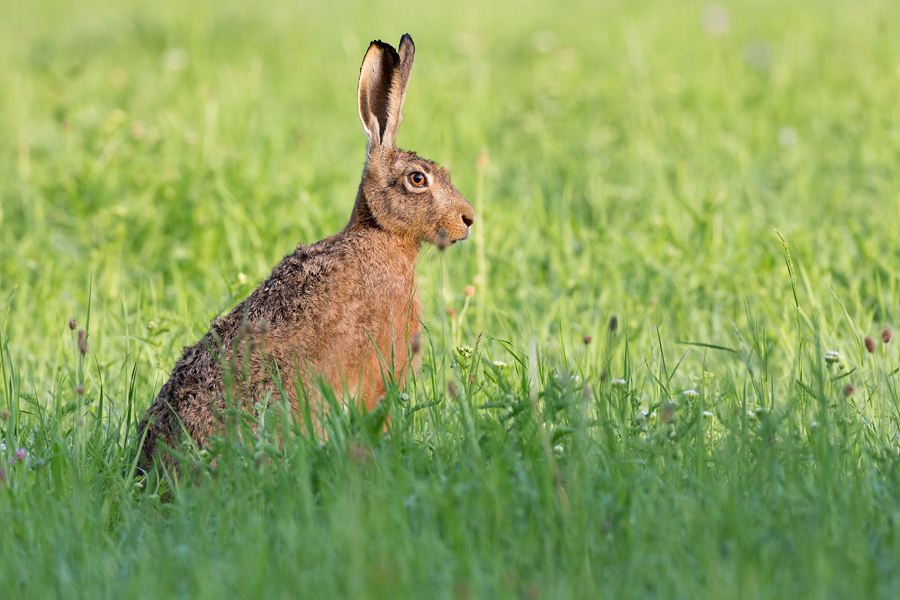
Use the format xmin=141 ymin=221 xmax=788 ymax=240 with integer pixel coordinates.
xmin=461 ymin=214 xmax=474 ymax=227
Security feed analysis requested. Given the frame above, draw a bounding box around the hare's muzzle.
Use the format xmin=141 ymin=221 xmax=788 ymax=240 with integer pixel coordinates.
xmin=457 ymin=204 xmax=475 ymax=241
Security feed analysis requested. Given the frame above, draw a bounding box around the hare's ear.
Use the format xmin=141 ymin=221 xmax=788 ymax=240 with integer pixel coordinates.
xmin=358 ymin=34 xmax=415 ymax=154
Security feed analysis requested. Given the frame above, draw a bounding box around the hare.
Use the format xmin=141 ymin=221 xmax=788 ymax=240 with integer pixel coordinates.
xmin=137 ymin=34 xmax=474 ymax=469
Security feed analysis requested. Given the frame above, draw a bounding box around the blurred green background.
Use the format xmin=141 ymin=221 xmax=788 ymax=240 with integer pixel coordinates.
xmin=2 ymin=0 xmax=900 ymax=597
xmin=3 ymin=0 xmax=898 ymax=374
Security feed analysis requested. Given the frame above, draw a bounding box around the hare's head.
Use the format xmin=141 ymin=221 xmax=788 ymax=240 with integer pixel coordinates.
xmin=356 ymin=34 xmax=474 ymax=246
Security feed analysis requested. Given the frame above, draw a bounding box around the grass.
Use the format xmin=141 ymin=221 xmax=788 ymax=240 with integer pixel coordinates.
xmin=2 ymin=0 xmax=900 ymax=597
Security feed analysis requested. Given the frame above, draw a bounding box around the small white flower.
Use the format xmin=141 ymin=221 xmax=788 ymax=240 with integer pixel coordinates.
xmin=778 ymin=127 xmax=798 ymax=148
xmin=669 ymin=430 xmax=677 ymax=438
xmin=238 ymin=272 xmax=248 ymax=285
xmin=649 ymin=412 xmax=657 ymax=419
xmin=702 ymin=411 xmax=714 ymax=418
xmin=492 ymin=360 xmax=508 ymax=369
xmin=701 ymin=5 xmax=730 ymax=36
xmin=683 ymin=389 xmax=699 ymax=398
xmin=746 ymin=410 xmax=756 ymax=418
xmin=809 ymin=421 xmax=820 ymax=428
xmin=399 ymin=393 xmax=409 ymax=401
xmin=457 ymin=345 xmax=474 ymax=359
xmin=825 ymin=351 xmax=842 ymax=365
xmin=163 ymin=48 xmax=189 ymax=72
xmin=553 ymin=445 xmax=564 ymax=453
xmin=611 ymin=379 xmax=627 ymax=387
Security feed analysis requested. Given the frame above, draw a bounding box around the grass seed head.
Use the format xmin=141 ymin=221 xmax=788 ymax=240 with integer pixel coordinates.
xmin=476 ymin=147 xmax=489 ymax=171
xmin=608 ymin=315 xmax=618 ymax=333
xmin=68 ymin=318 xmax=77 ymax=330
xmin=447 ymin=381 xmax=458 ymax=399
xmin=844 ymin=383 xmax=855 ymax=397
xmin=883 ymin=327 xmax=893 ymax=344
xmin=447 ymin=307 xmax=457 ymax=319
xmin=347 ymin=442 xmax=373 ymax=467
xmin=464 ymin=285 xmax=475 ymax=298
xmin=75 ymin=385 xmax=85 ymax=395
xmin=454 ymin=582 xmax=471 ymax=600
xmin=0 ymin=410 xmax=9 ymax=421
xmin=583 ymin=335 xmax=592 ymax=345
xmin=661 ymin=402 xmax=676 ymax=423
xmin=436 ymin=228 xmax=451 ymax=250
xmin=77 ymin=330 xmax=89 ymax=355
xmin=865 ymin=336 xmax=876 ymax=353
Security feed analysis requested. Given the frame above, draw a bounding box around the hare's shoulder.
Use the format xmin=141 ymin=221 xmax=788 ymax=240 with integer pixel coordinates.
xmin=239 ymin=236 xmax=361 ymax=325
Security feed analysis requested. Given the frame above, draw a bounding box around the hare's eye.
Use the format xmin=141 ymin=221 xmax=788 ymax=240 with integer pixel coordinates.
xmin=408 ymin=172 xmax=427 ymax=187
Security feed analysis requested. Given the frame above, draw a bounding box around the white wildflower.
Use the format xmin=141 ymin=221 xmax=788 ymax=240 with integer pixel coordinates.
xmin=163 ymin=48 xmax=189 ymax=72
xmin=701 ymin=5 xmax=730 ymax=36
xmin=702 ymin=411 xmax=714 ymax=418
xmin=492 ymin=360 xmax=508 ymax=369
xmin=611 ymin=379 xmax=627 ymax=387
xmin=778 ymin=127 xmax=798 ymax=148
xmin=683 ymin=389 xmax=700 ymax=398
xmin=456 ymin=345 xmax=474 ymax=359
xmin=553 ymin=445 xmax=564 ymax=454
xmin=824 ymin=350 xmax=842 ymax=365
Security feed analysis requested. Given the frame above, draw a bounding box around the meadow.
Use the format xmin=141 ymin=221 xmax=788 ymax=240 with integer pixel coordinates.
xmin=2 ymin=0 xmax=900 ymax=597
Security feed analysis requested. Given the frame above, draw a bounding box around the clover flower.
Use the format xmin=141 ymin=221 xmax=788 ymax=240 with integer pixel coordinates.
xmin=824 ymin=351 xmax=842 ymax=365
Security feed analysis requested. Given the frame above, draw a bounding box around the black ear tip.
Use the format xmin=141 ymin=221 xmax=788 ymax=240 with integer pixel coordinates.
xmin=366 ymin=39 xmax=401 ymax=62
xmin=400 ymin=33 xmax=414 ymax=45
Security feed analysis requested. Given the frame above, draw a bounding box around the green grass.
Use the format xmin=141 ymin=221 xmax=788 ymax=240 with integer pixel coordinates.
xmin=3 ymin=0 xmax=900 ymax=597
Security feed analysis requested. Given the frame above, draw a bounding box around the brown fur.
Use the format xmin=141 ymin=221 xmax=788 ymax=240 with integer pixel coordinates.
xmin=137 ymin=34 xmax=474 ymax=470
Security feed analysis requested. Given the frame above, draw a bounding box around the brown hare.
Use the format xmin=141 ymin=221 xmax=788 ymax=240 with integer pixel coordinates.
xmin=137 ymin=34 xmax=474 ymax=469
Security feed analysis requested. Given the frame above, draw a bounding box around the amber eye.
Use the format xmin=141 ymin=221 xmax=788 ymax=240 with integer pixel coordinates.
xmin=408 ymin=172 xmax=427 ymax=187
